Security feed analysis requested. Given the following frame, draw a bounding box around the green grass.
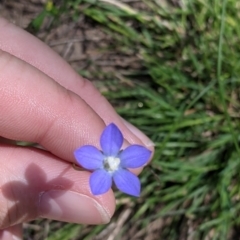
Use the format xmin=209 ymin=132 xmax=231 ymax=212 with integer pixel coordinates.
xmin=27 ymin=0 xmax=240 ymax=239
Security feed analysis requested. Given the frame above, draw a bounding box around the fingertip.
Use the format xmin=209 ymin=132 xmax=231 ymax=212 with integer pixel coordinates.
xmin=39 ymin=189 xmax=115 ymax=224
xmin=121 ymin=118 xmax=155 ymax=148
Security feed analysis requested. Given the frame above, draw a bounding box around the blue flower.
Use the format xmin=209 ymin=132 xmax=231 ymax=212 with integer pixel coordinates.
xmin=74 ymin=123 xmax=151 ymax=197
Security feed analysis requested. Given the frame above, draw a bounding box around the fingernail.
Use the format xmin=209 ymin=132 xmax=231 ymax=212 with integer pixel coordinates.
xmin=39 ymin=190 xmax=110 ymax=224
xmin=0 ymin=231 xmax=21 ymax=240
xmin=12 ymin=236 xmax=21 ymax=240
xmin=0 ymin=225 xmax=22 ymax=240
xmin=122 ymin=119 xmax=155 ymax=147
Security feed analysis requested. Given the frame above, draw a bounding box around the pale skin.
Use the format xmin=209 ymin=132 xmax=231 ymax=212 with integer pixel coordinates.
xmin=0 ymin=17 xmax=154 ymax=240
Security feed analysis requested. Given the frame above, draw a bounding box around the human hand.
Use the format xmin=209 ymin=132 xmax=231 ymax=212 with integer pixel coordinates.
xmin=0 ymin=17 xmax=154 ymax=239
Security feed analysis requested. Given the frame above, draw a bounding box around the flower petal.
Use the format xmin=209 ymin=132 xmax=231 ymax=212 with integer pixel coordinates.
xmin=74 ymin=145 xmax=104 ymax=170
xmin=90 ymin=169 xmax=112 ymax=195
xmin=119 ymin=145 xmax=151 ymax=168
xmin=100 ymin=123 xmax=123 ymax=156
xmin=113 ymin=169 xmax=141 ymax=197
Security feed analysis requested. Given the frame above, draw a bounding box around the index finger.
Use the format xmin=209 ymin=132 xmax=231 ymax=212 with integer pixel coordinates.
xmin=0 ymin=50 xmax=104 ymax=162
xmin=0 ymin=17 xmax=154 ymax=149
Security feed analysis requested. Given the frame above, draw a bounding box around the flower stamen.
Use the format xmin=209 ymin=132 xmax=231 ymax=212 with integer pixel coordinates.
xmin=104 ymin=156 xmax=120 ymax=172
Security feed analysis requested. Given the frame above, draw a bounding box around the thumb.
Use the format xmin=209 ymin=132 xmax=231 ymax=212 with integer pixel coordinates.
xmin=0 ymin=145 xmax=115 ymax=229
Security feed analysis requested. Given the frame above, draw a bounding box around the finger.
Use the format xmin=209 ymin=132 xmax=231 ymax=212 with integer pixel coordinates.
xmin=0 ymin=17 xmax=154 ymax=149
xmin=0 ymin=50 xmax=107 ymax=162
xmin=0 ymin=49 xmax=153 ymax=173
xmin=0 ymin=224 xmax=22 ymax=240
xmin=0 ymin=145 xmax=115 ymax=228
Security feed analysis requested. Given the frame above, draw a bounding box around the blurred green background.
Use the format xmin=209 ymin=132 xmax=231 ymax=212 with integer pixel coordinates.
xmin=2 ymin=0 xmax=240 ymax=239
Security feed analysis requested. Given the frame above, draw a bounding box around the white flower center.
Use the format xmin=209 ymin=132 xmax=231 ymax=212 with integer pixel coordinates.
xmin=104 ymin=156 xmax=120 ymax=172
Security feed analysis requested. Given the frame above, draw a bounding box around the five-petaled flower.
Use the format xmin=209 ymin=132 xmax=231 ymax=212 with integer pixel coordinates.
xmin=74 ymin=123 xmax=151 ymax=197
